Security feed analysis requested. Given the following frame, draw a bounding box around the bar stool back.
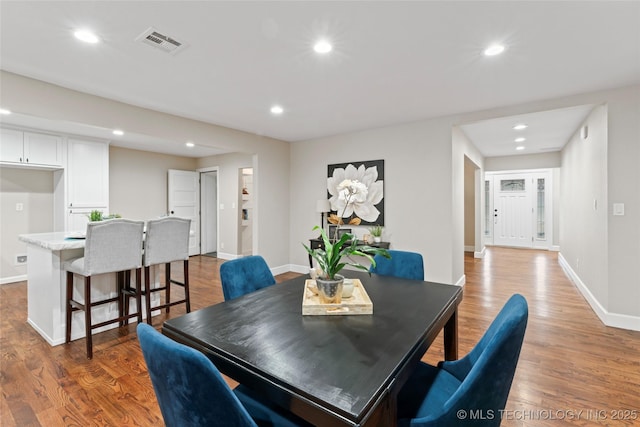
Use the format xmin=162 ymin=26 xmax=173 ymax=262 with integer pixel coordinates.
xmin=143 ymin=217 xmax=191 ymax=325
xmin=65 ymin=219 xmax=145 ymax=359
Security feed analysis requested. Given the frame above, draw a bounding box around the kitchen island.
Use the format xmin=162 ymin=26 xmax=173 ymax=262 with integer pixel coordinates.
xmin=18 ymin=232 xmax=158 ymax=346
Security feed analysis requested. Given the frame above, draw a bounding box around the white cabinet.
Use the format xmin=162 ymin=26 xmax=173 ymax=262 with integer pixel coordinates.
xmin=66 ymin=139 xmax=109 ymax=231
xmin=0 ymin=128 xmax=62 ymax=167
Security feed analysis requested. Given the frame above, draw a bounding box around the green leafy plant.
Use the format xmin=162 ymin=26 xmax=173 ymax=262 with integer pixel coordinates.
xmin=88 ymin=210 xmax=103 ymax=222
xmin=369 ymin=224 xmax=383 ymax=237
xmin=303 ymin=226 xmax=390 ymax=280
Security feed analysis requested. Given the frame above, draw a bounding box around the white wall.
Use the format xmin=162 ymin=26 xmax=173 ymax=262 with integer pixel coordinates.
xmin=558 ymin=86 xmax=640 ymax=326
xmin=290 ymin=119 xmax=465 ymax=285
xmin=0 ymin=168 xmax=53 ymax=281
xmin=197 ymin=153 xmax=253 ymax=258
xmin=605 ymin=86 xmax=640 ymax=319
xmin=485 ymin=152 xmax=561 ymax=171
xmin=110 ymin=146 xmax=197 ymax=220
xmin=560 ymin=105 xmax=608 ymax=305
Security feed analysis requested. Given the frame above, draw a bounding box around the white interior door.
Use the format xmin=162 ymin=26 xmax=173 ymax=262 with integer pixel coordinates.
xmin=168 ymin=169 xmax=200 ymax=256
xmin=200 ymin=171 xmax=218 ymax=254
xmin=493 ymin=174 xmax=533 ymax=248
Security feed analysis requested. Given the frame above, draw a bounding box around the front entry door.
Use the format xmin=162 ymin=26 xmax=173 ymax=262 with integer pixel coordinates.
xmin=493 ymin=174 xmax=533 ymax=248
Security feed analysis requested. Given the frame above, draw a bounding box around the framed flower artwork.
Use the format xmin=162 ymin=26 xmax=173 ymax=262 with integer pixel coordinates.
xmin=327 ymin=159 xmax=384 ymax=226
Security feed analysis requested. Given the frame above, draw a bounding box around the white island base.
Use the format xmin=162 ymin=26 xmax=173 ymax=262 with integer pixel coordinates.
xmin=20 ymin=232 xmax=160 ymax=346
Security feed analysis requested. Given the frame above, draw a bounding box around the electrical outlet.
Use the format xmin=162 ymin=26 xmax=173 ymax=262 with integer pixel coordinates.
xmin=16 ymin=254 xmax=27 ymax=264
xmin=220 ymin=242 xmax=225 ymax=249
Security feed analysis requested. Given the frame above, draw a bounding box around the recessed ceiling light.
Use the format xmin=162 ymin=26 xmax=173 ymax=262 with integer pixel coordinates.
xmin=112 ymin=129 xmax=124 ymax=136
xmin=513 ymin=124 xmax=528 ymax=130
xmin=313 ymin=40 xmax=332 ymax=54
xmin=516 ymin=146 xmax=525 ymax=151
xmin=270 ymin=105 xmax=284 ymax=115
xmin=515 ymin=137 xmax=526 ymax=143
xmin=484 ymin=44 xmax=505 ymax=56
xmin=0 ymin=108 xmax=11 ymax=115
xmin=74 ymin=29 xmax=100 ymax=44
xmin=185 ymin=141 xmax=195 ymax=148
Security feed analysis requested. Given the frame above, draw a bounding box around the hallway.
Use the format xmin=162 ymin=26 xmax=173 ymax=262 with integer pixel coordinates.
xmin=422 ymin=247 xmax=640 ymax=426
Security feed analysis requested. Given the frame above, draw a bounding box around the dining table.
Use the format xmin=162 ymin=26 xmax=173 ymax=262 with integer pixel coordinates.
xmin=162 ymin=270 xmax=463 ymax=427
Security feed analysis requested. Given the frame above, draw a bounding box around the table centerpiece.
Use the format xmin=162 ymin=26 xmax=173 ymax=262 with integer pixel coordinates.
xmin=303 ymin=226 xmax=390 ymax=304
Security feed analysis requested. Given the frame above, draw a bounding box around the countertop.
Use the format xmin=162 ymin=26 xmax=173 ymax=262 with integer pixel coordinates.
xmin=19 ymin=232 xmax=86 ymax=251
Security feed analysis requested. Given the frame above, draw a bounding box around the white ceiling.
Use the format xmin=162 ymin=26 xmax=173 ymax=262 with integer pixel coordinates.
xmin=460 ymin=104 xmax=596 ymax=157
xmin=1 ymin=1 xmax=639 ymax=157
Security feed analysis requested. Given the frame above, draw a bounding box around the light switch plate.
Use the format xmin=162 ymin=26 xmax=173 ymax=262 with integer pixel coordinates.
xmin=613 ymin=203 xmax=625 ymax=216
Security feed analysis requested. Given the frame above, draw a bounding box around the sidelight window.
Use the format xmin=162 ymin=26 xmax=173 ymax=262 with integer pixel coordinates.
xmin=537 ymin=178 xmax=545 ymax=238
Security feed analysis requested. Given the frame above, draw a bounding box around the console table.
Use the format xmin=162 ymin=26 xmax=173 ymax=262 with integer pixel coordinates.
xmin=308 ymin=238 xmax=390 ymax=268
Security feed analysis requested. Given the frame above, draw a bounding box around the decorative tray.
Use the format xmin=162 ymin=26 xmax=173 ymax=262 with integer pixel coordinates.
xmin=302 ymin=278 xmax=373 ymax=316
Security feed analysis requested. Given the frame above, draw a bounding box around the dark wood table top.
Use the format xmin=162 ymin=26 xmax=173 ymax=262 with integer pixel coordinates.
xmin=163 ymin=270 xmax=462 ymax=427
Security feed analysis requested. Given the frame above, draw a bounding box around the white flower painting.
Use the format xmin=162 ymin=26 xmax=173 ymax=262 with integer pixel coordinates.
xmin=327 ymin=160 xmax=384 ymax=225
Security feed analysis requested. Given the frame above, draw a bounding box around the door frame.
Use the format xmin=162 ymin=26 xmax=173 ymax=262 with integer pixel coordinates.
xmin=198 ymin=166 xmax=220 ymax=256
xmin=485 ymin=169 xmax=553 ymax=250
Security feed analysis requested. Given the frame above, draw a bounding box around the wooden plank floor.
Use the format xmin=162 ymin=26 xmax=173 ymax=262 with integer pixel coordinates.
xmin=1 ymin=248 xmax=639 ymax=426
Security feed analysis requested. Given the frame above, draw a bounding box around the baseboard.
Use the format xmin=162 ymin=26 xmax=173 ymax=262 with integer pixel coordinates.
xmin=271 ymin=264 xmax=294 ymax=276
xmin=216 ymin=252 xmax=239 ymax=260
xmin=464 ymin=245 xmax=474 ymax=252
xmin=474 ymin=246 xmax=486 ymax=259
xmin=289 ymin=264 xmax=310 ymax=275
xmin=1 ymin=274 xmax=27 ymax=285
xmin=453 ymin=274 xmax=466 ymax=287
xmin=550 ymin=245 xmax=560 ymax=252
xmin=27 ymin=318 xmax=60 ymax=346
xmin=558 ymin=253 xmax=640 ymax=332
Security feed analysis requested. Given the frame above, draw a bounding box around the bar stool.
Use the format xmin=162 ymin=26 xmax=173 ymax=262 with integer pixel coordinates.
xmin=65 ymin=219 xmax=145 ymax=359
xmin=143 ymin=217 xmax=191 ymax=325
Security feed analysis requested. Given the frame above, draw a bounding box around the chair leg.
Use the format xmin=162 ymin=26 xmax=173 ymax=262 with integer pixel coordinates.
xmin=145 ymin=266 xmax=152 ymax=325
xmin=84 ymin=276 xmax=93 ymax=359
xmin=135 ymin=268 xmax=143 ymax=324
xmin=165 ymin=263 xmax=171 ymax=314
xmin=119 ymin=271 xmax=126 ymax=327
xmin=183 ymin=259 xmax=191 ymax=313
xmin=65 ymin=272 xmax=74 ymax=344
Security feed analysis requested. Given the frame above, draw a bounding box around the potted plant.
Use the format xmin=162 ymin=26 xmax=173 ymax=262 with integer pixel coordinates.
xmin=369 ymin=224 xmax=383 ymax=243
xmin=303 ymin=226 xmax=390 ymax=303
xmin=88 ymin=210 xmax=103 ymax=222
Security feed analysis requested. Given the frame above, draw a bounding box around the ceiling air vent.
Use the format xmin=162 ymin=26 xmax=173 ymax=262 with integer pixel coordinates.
xmin=136 ymin=27 xmax=187 ymax=55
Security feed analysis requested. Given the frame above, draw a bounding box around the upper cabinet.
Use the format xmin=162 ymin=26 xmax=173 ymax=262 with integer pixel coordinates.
xmin=66 ymin=138 xmax=109 ymax=209
xmin=0 ymin=128 xmax=63 ymax=167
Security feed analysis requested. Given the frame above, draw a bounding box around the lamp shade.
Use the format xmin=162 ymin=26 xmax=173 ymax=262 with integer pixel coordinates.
xmin=316 ymin=199 xmax=331 ymax=213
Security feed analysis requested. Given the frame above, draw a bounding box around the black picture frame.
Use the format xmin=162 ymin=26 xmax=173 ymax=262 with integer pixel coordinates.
xmin=327 ymin=159 xmax=384 ymax=226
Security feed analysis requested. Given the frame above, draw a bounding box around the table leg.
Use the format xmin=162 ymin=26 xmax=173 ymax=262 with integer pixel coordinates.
xmin=444 ymin=309 xmax=458 ymax=361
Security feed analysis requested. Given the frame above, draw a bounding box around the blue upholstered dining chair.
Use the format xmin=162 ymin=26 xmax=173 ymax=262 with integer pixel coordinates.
xmin=369 ymin=249 xmax=424 ymax=281
xmin=137 ymin=323 xmax=311 ymax=427
xmin=220 ymin=255 xmax=276 ymax=301
xmin=396 ymin=294 xmax=528 ymax=427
